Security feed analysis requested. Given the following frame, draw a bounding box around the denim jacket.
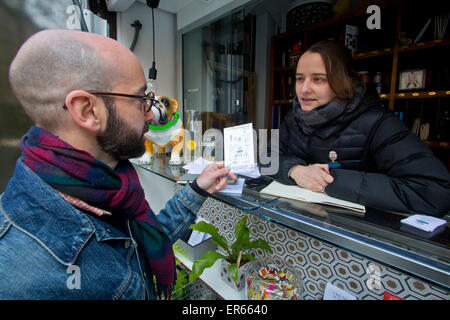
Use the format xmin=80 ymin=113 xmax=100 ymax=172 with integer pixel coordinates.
xmin=0 ymin=159 xmax=207 ymax=299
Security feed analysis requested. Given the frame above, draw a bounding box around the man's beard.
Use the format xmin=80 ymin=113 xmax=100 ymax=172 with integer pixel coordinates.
xmin=96 ymin=100 xmax=148 ymax=162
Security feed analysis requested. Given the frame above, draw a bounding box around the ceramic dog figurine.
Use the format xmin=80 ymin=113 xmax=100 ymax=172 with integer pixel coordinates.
xmin=137 ymin=95 xmax=184 ymax=165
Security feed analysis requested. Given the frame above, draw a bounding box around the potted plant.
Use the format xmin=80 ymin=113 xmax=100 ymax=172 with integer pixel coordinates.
xmin=188 ymin=216 xmax=272 ymax=290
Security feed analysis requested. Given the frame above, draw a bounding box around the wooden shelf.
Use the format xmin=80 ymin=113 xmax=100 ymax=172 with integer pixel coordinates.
xmin=424 ymin=140 xmax=450 ymax=149
xmin=273 ymin=99 xmax=293 ymax=104
xmin=275 ymin=90 xmax=450 ymax=103
xmin=379 ymin=90 xmax=450 ymax=100
xmin=274 ymin=66 xmax=295 ymax=72
xmin=278 ymin=38 xmax=450 ymax=70
xmin=351 ymin=38 xmax=450 ymax=60
xmin=398 ymin=38 xmax=450 ymax=53
xmin=352 ymin=47 xmax=393 ymax=59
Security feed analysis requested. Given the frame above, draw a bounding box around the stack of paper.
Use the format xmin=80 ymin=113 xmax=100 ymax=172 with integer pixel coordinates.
xmin=260 ymin=181 xmax=365 ymax=213
xmin=401 ymin=214 xmax=447 ymax=232
xmin=187 ymin=217 xmax=212 ymax=246
xmin=177 ymin=158 xmax=213 ymax=183
xmin=182 ymin=157 xmax=213 ymax=174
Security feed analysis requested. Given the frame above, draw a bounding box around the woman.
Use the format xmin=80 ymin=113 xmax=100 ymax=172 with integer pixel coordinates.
xmin=275 ymin=40 xmax=450 ymax=217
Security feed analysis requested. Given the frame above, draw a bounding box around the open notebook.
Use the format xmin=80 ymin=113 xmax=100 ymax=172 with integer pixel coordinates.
xmin=260 ymin=181 xmax=365 ymax=214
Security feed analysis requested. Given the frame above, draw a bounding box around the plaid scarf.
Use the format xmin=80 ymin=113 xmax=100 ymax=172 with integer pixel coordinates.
xmin=20 ymin=126 xmax=175 ymax=299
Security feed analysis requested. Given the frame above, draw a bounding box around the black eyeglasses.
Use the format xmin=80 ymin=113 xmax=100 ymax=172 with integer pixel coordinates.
xmin=62 ymin=91 xmax=156 ymax=113
xmin=89 ymin=91 xmax=156 ymax=113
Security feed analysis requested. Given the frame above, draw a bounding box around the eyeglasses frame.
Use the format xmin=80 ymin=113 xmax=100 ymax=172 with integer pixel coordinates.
xmin=62 ymin=91 xmax=156 ymax=113
xmin=88 ymin=91 xmax=156 ymax=113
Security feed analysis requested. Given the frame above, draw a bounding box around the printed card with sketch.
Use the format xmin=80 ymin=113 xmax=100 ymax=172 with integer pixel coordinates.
xmin=224 ymin=123 xmax=256 ymax=173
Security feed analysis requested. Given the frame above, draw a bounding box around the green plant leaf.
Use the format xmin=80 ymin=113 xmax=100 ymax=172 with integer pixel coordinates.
xmin=231 ymin=237 xmax=272 ymax=260
xmin=234 ymin=216 xmax=250 ymax=246
xmin=240 ymin=254 xmax=255 ymax=263
xmin=230 ymin=217 xmax=273 ymax=261
xmin=189 ymin=250 xmax=227 ymax=282
xmin=189 ymin=221 xmax=229 ymax=253
xmin=231 ymin=216 xmax=250 ymax=260
xmin=228 ymin=263 xmax=239 ymax=283
xmin=248 ymin=239 xmax=273 ymax=253
xmin=173 ymin=269 xmax=189 ymax=300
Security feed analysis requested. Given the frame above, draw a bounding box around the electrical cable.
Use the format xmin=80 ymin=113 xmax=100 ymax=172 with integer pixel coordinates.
xmin=146 ymin=0 xmax=159 ymax=80
xmin=129 ymin=20 xmax=142 ymax=52
xmin=152 ymin=7 xmax=155 ymax=64
xmin=148 ymin=6 xmax=157 ymax=80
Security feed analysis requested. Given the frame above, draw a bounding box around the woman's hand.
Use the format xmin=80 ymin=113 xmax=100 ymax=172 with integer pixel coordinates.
xmin=289 ymin=163 xmax=334 ymax=192
xmin=196 ymin=161 xmax=237 ymax=194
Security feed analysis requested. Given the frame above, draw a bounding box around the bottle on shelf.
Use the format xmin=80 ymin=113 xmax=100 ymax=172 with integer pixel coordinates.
xmin=287 ymin=75 xmax=293 ymax=99
xmin=373 ymin=72 xmax=383 ymax=94
xmin=289 ymin=41 xmax=302 ymax=66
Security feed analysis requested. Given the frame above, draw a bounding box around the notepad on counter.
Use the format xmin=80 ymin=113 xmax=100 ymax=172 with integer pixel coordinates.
xmin=260 ymin=181 xmax=365 ymax=213
xmin=400 ymin=214 xmax=447 ymax=232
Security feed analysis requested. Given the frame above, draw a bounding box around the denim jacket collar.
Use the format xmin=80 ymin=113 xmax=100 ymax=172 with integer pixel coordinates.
xmin=1 ymin=159 xmax=129 ymax=266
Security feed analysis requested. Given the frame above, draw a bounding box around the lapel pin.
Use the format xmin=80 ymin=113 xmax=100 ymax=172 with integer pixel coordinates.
xmin=328 ymin=150 xmax=341 ymax=168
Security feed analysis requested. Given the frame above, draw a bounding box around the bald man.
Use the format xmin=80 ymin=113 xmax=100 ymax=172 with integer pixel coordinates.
xmin=0 ymin=29 xmax=235 ymax=299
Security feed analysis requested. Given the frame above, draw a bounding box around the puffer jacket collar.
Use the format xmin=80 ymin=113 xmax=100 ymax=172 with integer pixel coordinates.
xmin=293 ymin=85 xmax=380 ymax=139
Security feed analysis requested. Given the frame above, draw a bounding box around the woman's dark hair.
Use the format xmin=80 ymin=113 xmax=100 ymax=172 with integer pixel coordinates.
xmin=302 ymin=40 xmax=361 ymax=100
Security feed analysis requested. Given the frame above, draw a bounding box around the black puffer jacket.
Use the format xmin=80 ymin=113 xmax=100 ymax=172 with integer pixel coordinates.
xmin=275 ymin=90 xmax=450 ymax=217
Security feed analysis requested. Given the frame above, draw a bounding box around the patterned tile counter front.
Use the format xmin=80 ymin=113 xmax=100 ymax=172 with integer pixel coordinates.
xmin=175 ymin=184 xmax=449 ymax=300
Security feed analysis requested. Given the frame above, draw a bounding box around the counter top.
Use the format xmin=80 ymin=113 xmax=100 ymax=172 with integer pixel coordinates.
xmin=131 ymin=157 xmax=450 ymax=290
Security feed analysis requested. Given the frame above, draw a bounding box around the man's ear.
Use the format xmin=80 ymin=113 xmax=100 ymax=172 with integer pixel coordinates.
xmin=64 ymin=90 xmax=103 ymax=132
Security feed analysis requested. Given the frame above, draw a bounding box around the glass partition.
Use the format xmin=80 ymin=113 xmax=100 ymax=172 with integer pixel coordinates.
xmin=182 ymin=7 xmax=256 ymax=134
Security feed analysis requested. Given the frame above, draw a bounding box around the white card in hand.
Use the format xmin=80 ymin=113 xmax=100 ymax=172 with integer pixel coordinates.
xmin=224 ymin=123 xmax=256 ymax=173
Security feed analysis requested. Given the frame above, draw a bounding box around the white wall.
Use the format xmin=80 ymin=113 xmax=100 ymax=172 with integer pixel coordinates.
xmin=116 ymin=1 xmax=177 ymax=98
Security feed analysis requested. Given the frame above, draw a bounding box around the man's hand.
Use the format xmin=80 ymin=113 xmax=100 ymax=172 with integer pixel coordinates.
xmin=196 ymin=161 xmax=237 ymax=194
xmin=289 ymin=163 xmax=334 ymax=193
